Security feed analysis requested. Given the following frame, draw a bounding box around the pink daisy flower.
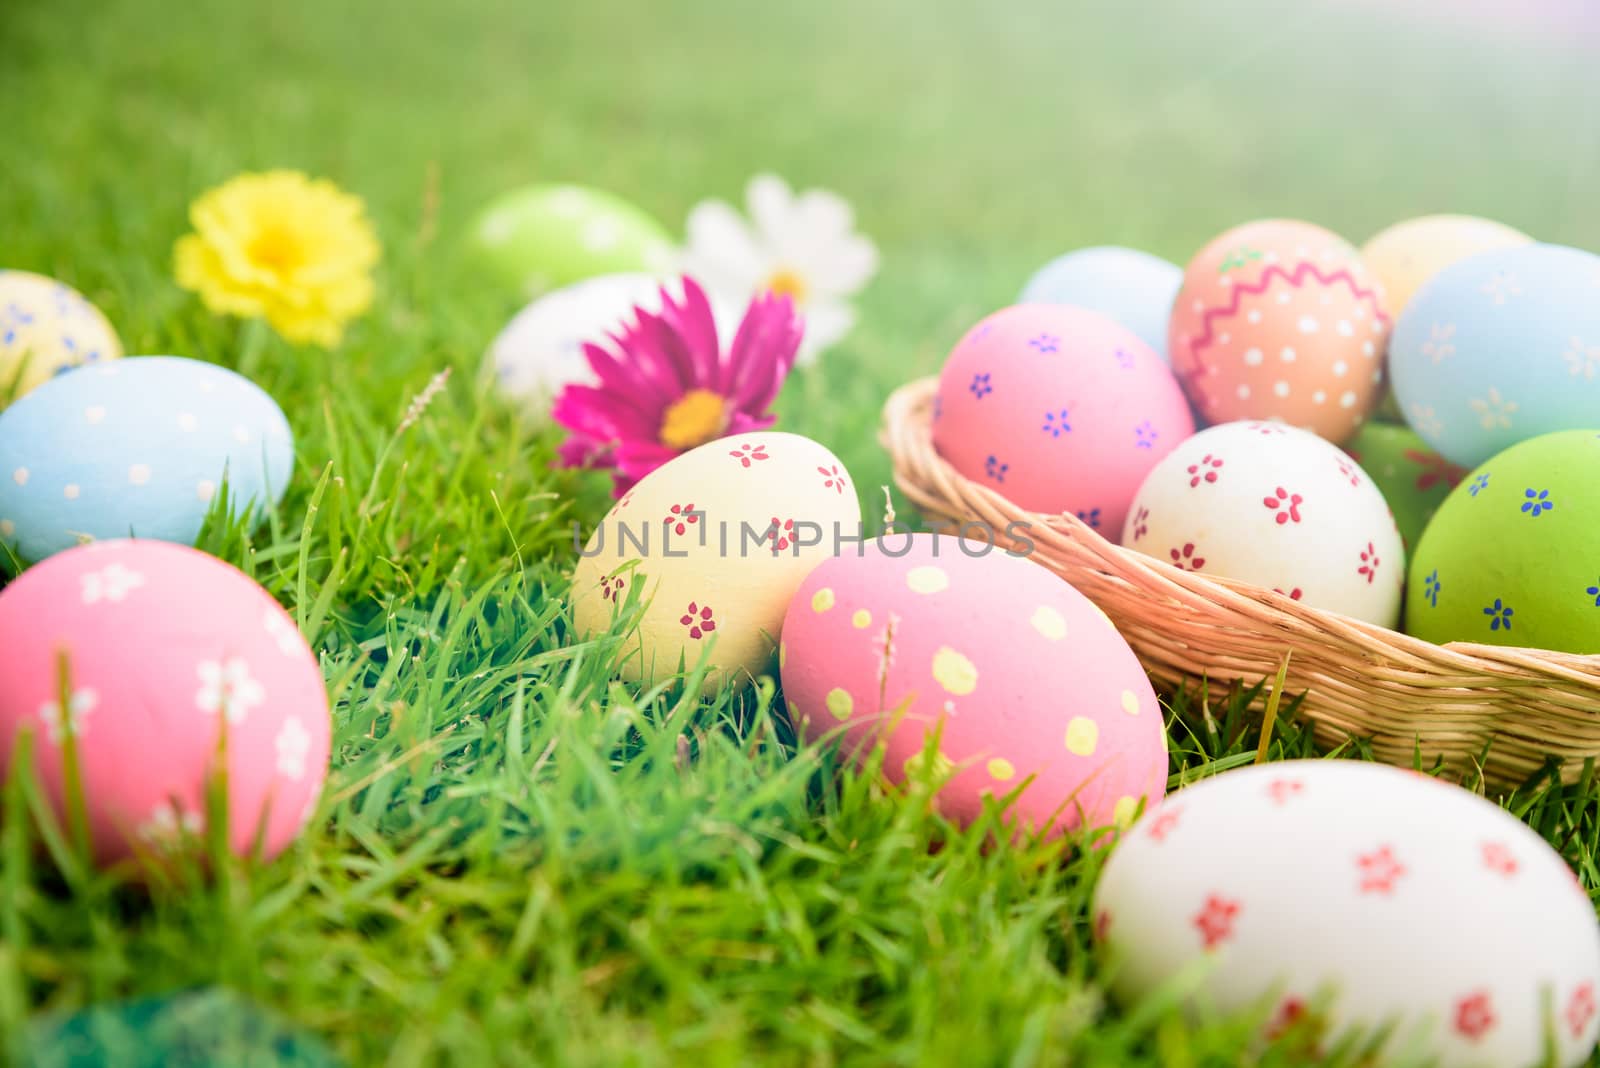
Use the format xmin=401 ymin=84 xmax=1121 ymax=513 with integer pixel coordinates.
xmin=552 ymin=276 xmax=802 ymax=495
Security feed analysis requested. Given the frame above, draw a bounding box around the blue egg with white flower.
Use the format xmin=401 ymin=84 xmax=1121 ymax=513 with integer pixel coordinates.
xmin=1389 ymin=243 xmax=1600 ymax=469
xmin=1018 ymin=246 xmax=1182 ymax=361
xmin=0 ymin=357 xmax=293 ymax=563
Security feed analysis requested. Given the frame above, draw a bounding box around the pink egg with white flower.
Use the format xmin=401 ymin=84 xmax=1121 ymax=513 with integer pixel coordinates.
xmin=780 ymin=533 xmax=1166 ymax=836
xmin=931 ymin=304 xmax=1195 ymax=540
xmin=0 ymin=540 xmax=330 ymax=866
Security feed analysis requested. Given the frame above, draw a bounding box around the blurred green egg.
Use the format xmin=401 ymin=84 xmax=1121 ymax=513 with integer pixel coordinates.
xmin=467 ymin=183 xmax=675 ymax=299
xmin=1405 ymin=429 xmax=1600 ymax=654
xmin=1342 ymin=422 xmax=1466 ymax=554
xmin=22 ymin=987 xmax=340 ymax=1068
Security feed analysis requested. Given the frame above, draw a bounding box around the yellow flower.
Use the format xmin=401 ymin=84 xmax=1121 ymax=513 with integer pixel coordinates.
xmin=174 ymin=170 xmax=380 ymax=347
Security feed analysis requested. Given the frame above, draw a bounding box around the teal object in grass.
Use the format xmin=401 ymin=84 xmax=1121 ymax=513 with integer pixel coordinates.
xmin=1019 ymin=246 xmax=1181 ymax=362
xmin=467 ymin=183 xmax=675 ymax=299
xmin=21 ymin=988 xmax=340 ymax=1068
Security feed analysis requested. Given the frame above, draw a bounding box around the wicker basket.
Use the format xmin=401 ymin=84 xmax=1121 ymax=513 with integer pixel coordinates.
xmin=881 ymin=377 xmax=1600 ymax=789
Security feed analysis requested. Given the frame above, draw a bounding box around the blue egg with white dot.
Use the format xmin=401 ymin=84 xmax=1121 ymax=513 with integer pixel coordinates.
xmin=1019 ymin=246 xmax=1182 ymax=362
xmin=1390 ymin=243 xmax=1600 ymax=469
xmin=0 ymin=356 xmax=293 ymax=563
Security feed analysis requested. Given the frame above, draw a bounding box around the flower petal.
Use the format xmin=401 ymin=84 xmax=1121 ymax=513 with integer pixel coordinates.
xmin=723 ymin=292 xmax=801 ymax=407
xmin=806 ymin=234 xmax=879 ymax=299
xmin=746 ymin=174 xmax=796 ymax=247
xmin=796 ymin=299 xmax=854 ymax=361
xmin=682 ymin=201 xmax=766 ymax=289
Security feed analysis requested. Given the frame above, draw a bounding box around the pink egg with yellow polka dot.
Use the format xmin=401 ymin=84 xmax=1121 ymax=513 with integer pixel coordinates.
xmin=1169 ymin=220 xmax=1392 ymax=445
xmin=0 ymin=539 xmax=330 ymax=867
xmin=931 ymin=304 xmax=1195 ymax=540
xmin=780 ymin=533 xmax=1166 ymax=835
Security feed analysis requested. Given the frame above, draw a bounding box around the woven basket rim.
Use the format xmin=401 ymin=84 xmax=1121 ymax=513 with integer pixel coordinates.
xmin=880 ymin=375 xmax=1600 ymax=704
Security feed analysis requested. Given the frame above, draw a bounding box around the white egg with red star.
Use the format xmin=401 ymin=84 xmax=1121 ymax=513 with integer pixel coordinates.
xmin=1122 ymin=421 xmax=1403 ymax=627
xmin=1093 ymin=760 xmax=1600 ymax=1067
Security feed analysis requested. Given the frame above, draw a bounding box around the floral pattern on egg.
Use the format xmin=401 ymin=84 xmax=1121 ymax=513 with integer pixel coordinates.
xmin=1123 ymin=421 xmax=1404 ymax=628
xmin=0 ymin=539 xmax=331 ymax=865
xmin=1095 ymin=761 xmax=1600 ymax=1068
xmin=0 ymin=270 xmax=124 ymax=408
xmin=780 ymin=533 xmax=1166 ymax=835
xmin=932 ymin=304 xmax=1195 ymax=541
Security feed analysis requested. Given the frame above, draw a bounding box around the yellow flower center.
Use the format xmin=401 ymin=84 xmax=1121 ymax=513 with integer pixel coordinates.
xmin=764 ymin=267 xmax=809 ymax=303
xmin=660 ymin=389 xmax=731 ymax=450
xmin=248 ymin=223 xmax=305 ymax=275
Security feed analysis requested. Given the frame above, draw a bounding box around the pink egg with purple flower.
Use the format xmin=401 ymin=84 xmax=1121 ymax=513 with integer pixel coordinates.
xmin=931 ymin=304 xmax=1196 ymax=540
xmin=780 ymin=533 xmax=1167 ymax=836
xmin=0 ymin=539 xmax=330 ymax=866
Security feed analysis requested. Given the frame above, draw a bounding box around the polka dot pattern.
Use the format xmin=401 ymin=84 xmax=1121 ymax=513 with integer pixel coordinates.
xmin=0 ymin=357 xmax=295 ymax=562
xmin=1168 ymin=220 xmax=1390 ymax=444
xmin=778 ymin=534 xmax=1166 ymax=837
xmin=1064 ymin=717 xmax=1099 ymax=756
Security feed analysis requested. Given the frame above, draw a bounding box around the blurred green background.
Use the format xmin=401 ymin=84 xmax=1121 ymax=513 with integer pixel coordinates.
xmin=4 ymin=0 xmax=1599 ymax=1064
xmin=6 ymin=0 xmax=1598 ymax=497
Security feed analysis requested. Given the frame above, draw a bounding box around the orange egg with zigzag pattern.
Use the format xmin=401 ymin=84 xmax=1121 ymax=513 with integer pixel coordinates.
xmin=1168 ymin=220 xmax=1391 ymax=444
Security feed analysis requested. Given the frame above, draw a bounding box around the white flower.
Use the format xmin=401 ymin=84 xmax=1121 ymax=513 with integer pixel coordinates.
xmin=37 ymin=687 xmax=97 ymax=745
xmin=1420 ymin=323 xmax=1455 ymax=365
xmin=80 ymin=563 xmax=145 ymax=604
xmin=263 ymin=609 xmax=304 ymax=656
xmin=194 ymin=657 xmax=266 ymax=724
xmin=678 ymin=173 xmax=878 ymax=364
xmin=1481 ymin=272 xmax=1522 ymax=305
xmin=275 ymin=716 xmax=311 ymax=780
xmin=138 ymin=800 xmax=203 ymax=845
xmin=1564 ymin=336 xmax=1599 ymax=381
xmin=1408 ymin=404 xmax=1443 ymax=438
xmin=1469 ymin=387 xmax=1518 ymax=430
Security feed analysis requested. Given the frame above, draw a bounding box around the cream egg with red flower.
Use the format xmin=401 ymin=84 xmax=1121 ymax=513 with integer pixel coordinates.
xmin=570 ymin=431 xmax=860 ymax=695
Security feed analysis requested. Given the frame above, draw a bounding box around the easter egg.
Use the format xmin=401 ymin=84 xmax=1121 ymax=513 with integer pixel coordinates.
xmin=931 ymin=304 xmax=1195 ymax=539
xmin=1342 ymin=423 xmax=1467 ymax=554
xmin=0 ymin=357 xmax=293 ymax=563
xmin=1360 ymin=215 xmax=1533 ymax=318
xmin=1361 ymin=217 xmax=1533 ymax=423
xmin=467 ymin=184 xmax=675 ymax=299
xmin=1406 ymin=429 xmax=1600 ymax=654
xmin=0 ymin=540 xmax=330 ymax=865
xmin=22 ymin=988 xmax=341 ymax=1068
xmin=570 ymin=431 xmax=861 ymax=693
xmin=488 ymin=273 xmax=742 ymax=411
xmin=780 ymin=533 xmax=1166 ymax=835
xmin=1168 ymin=220 xmax=1391 ymax=443
xmin=1389 ymin=243 xmax=1600 ymax=469
xmin=1 ymin=269 xmax=122 ymax=407
xmin=1094 ymin=760 xmax=1600 ymax=1068
xmin=1122 ymin=421 xmax=1404 ymax=626
xmin=1018 ymin=246 xmax=1182 ymax=361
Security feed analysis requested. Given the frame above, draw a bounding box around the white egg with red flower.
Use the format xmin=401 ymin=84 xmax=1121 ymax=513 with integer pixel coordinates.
xmin=0 ymin=540 xmax=330 ymax=866
xmin=1093 ymin=760 xmax=1600 ymax=1067
xmin=570 ymin=431 xmax=860 ymax=694
xmin=1121 ymin=421 xmax=1403 ymax=627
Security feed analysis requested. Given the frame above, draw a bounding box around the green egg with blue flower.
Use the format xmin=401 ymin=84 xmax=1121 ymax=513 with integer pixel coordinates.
xmin=1405 ymin=429 xmax=1600 ymax=654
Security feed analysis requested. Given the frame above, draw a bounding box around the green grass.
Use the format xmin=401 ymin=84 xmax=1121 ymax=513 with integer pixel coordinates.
xmin=3 ymin=0 xmax=1599 ymax=1063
